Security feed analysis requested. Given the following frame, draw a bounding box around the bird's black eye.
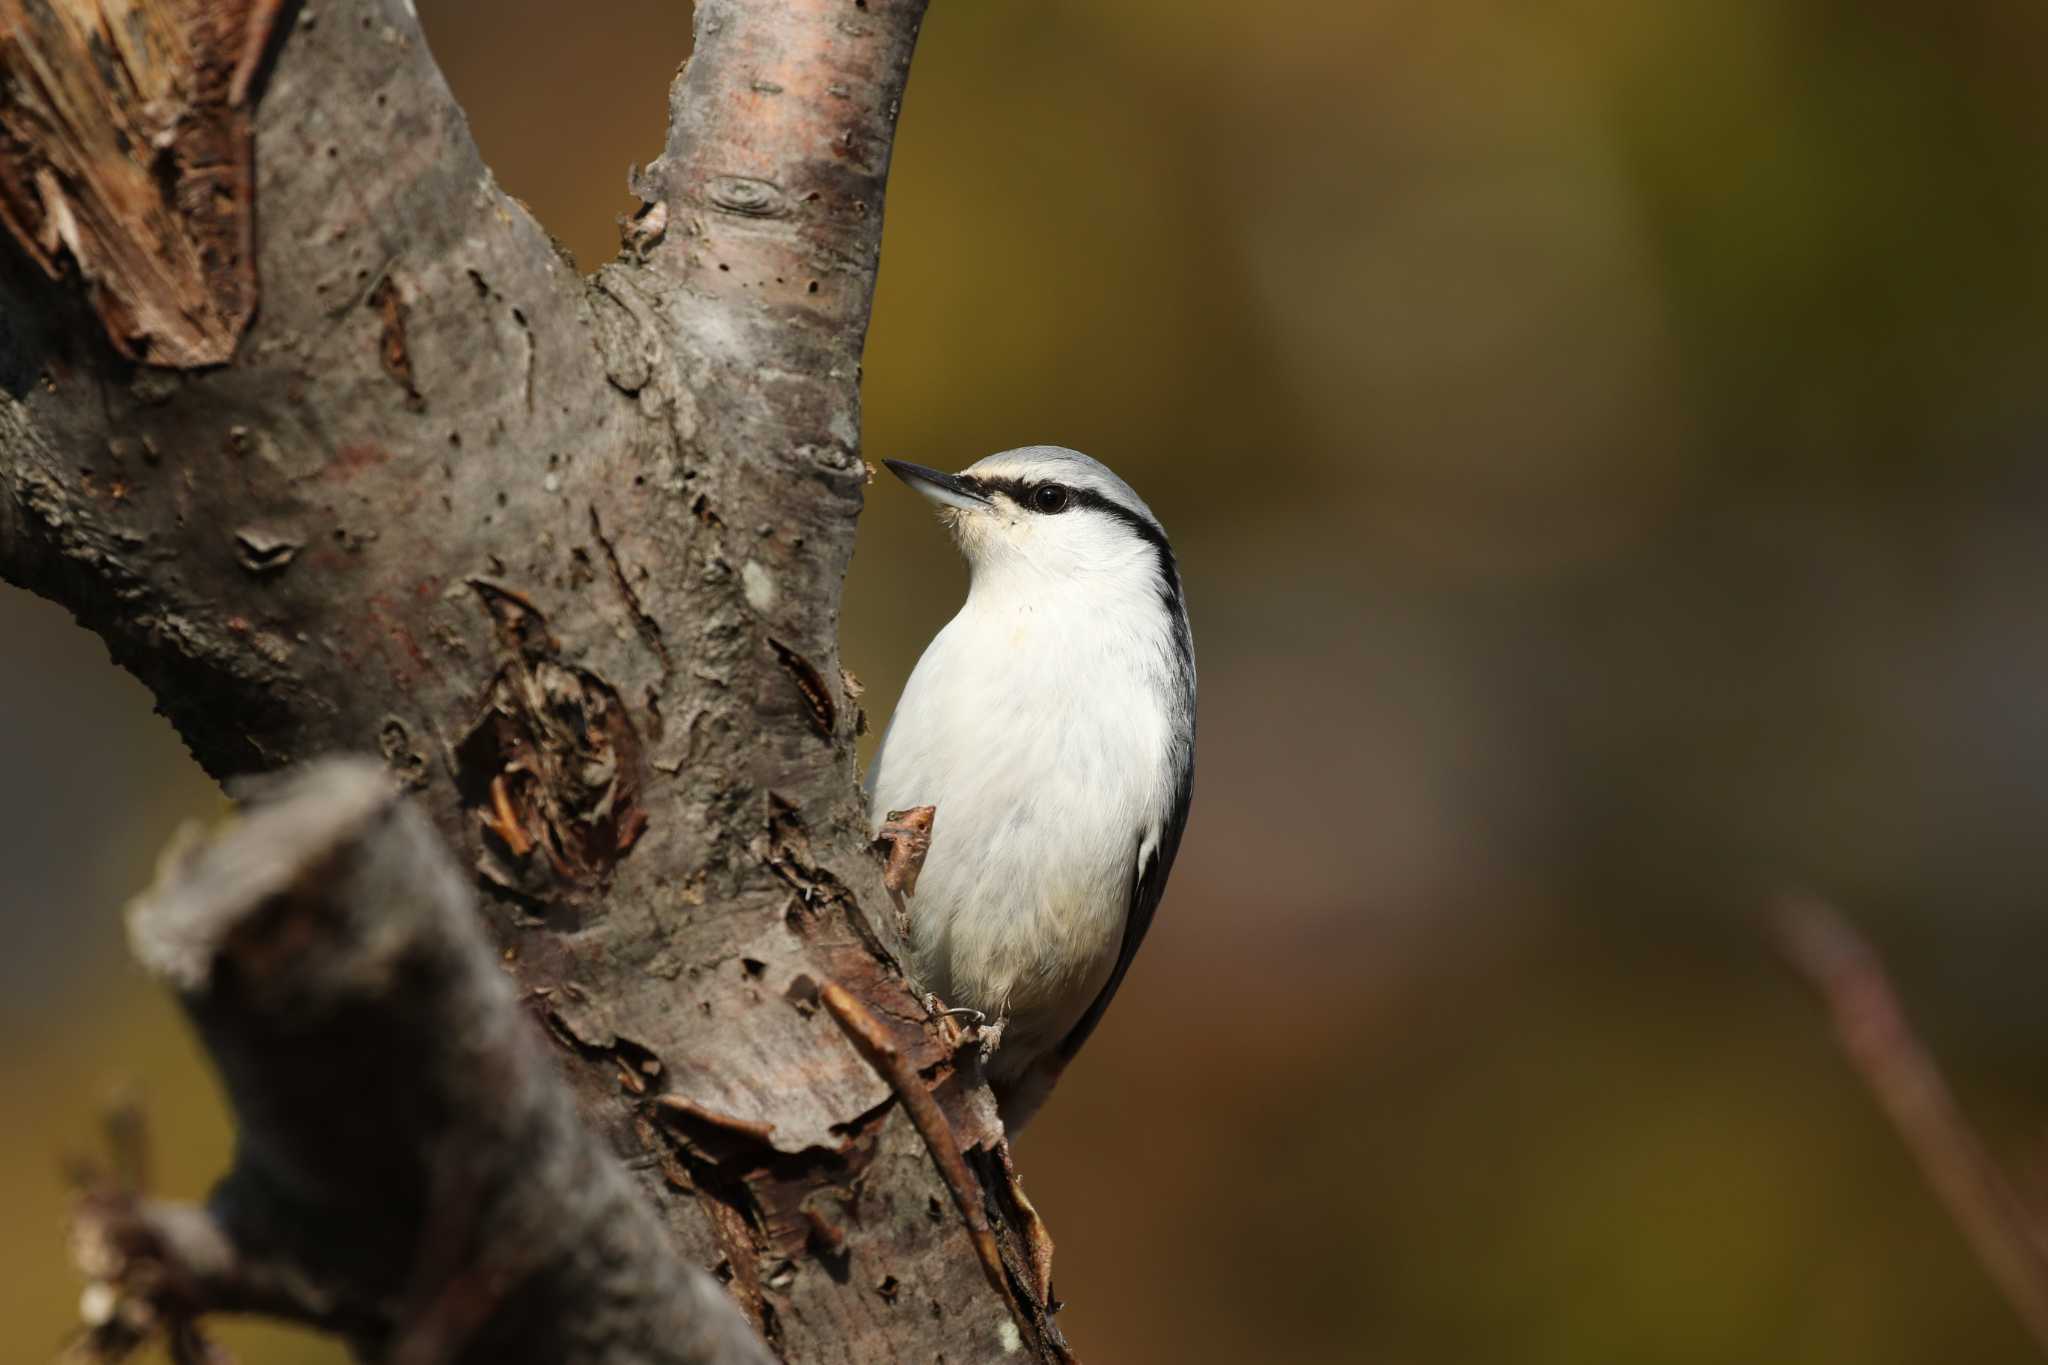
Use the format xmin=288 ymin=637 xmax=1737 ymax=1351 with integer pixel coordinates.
xmin=1031 ymin=484 xmax=1070 ymax=514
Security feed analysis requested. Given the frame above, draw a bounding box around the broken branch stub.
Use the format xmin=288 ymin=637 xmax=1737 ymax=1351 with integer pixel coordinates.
xmin=120 ymin=758 xmax=773 ymax=1365
xmin=875 ymin=805 xmax=935 ymax=897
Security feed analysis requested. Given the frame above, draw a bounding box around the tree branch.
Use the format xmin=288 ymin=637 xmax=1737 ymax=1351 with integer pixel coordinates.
xmin=1776 ymin=894 xmax=2048 ymax=1354
xmin=75 ymin=759 xmax=771 ymax=1365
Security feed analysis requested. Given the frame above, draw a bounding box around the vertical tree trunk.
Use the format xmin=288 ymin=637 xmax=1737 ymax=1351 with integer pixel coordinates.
xmin=0 ymin=0 xmax=1067 ymax=1359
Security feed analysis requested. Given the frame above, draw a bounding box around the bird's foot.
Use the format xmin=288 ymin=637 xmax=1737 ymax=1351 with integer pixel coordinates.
xmin=922 ymin=993 xmax=983 ymax=1051
xmin=921 ymin=994 xmax=1004 ymax=1058
xmin=921 ymin=992 xmax=983 ymax=1024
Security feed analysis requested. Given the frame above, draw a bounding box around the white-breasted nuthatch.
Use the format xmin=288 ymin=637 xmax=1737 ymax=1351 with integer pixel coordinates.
xmin=868 ymin=447 xmax=1196 ymax=1131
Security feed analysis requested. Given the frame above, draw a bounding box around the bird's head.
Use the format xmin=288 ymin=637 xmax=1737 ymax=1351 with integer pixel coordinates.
xmin=883 ymin=446 xmax=1179 ymax=603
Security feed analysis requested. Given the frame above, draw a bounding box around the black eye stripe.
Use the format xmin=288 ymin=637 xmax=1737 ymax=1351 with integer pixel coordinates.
xmin=974 ymin=476 xmax=1125 ymax=519
xmin=969 ymin=475 xmax=1030 ymax=504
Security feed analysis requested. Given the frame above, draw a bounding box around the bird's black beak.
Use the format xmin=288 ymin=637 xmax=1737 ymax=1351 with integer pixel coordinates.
xmin=883 ymin=460 xmax=992 ymax=512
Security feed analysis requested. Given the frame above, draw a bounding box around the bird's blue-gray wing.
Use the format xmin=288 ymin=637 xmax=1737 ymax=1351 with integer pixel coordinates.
xmin=1054 ymin=764 xmax=1193 ymax=1064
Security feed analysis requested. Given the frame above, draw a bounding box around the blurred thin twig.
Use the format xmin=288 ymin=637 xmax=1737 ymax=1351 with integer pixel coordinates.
xmin=1776 ymin=894 xmax=2048 ymax=1355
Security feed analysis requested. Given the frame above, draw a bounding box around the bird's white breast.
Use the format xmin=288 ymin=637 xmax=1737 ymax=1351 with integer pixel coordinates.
xmin=868 ymin=571 xmax=1179 ymax=1077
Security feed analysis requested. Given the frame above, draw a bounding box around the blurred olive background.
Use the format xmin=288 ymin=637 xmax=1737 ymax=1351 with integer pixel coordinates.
xmin=7 ymin=1 xmax=2048 ymax=1360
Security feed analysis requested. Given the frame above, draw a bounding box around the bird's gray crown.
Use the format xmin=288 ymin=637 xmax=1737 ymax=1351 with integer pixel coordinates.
xmin=960 ymin=446 xmax=1166 ymax=534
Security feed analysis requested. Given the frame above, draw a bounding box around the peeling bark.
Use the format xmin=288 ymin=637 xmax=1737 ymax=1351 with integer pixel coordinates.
xmin=1 ymin=1 xmax=1072 ymax=1361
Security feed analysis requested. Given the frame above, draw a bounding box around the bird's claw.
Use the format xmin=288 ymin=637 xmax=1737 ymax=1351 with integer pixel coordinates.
xmin=923 ymin=993 xmax=970 ymax=1050
xmin=922 ymin=993 xmax=1003 ymax=1058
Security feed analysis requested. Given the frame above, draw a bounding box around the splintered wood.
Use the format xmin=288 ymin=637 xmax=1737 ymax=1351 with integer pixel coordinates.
xmin=0 ymin=0 xmax=288 ymax=365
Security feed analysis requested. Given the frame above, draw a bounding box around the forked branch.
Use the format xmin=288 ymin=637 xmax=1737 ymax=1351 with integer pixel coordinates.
xmin=2 ymin=0 xmax=1065 ymax=1356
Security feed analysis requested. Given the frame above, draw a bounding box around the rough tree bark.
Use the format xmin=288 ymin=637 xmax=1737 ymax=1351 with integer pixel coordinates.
xmin=78 ymin=760 xmax=778 ymax=1365
xmin=1 ymin=1 xmax=1069 ymax=1361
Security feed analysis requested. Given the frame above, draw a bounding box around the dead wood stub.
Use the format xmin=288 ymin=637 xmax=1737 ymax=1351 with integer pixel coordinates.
xmin=0 ymin=0 xmax=287 ymax=366
xmin=100 ymin=760 xmax=778 ymax=1365
xmin=873 ymin=805 xmax=934 ymax=897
